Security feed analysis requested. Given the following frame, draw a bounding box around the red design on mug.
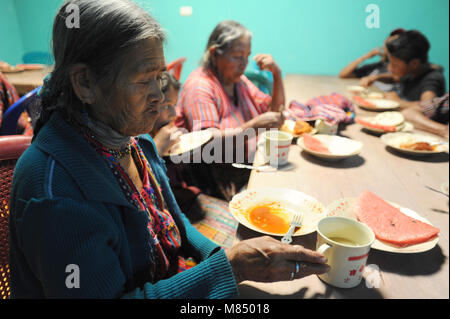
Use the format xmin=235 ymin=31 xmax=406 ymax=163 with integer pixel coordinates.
xmin=348 ymin=252 xmax=369 ymax=261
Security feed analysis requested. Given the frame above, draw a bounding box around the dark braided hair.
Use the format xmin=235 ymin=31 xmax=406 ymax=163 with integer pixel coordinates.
xmin=34 ymin=0 xmax=165 ymax=140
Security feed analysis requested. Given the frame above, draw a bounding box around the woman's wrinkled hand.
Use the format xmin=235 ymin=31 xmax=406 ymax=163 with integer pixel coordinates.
xmin=253 ymin=54 xmax=280 ymax=75
xmin=226 ymin=236 xmax=330 ymax=283
xmin=153 ymin=122 xmax=183 ymax=156
xmin=251 ymin=112 xmax=284 ymax=130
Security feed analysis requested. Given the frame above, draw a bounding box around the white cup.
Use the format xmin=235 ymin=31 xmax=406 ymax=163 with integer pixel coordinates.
xmin=316 ymin=217 xmax=375 ymax=288
xmin=314 ymin=119 xmax=338 ymax=135
xmin=258 ymin=130 xmax=293 ymax=166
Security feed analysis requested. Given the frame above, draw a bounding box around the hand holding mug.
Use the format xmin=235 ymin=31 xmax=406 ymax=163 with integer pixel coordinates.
xmin=316 ymin=217 xmax=375 ymax=288
xmin=226 ymin=236 xmax=329 ymax=283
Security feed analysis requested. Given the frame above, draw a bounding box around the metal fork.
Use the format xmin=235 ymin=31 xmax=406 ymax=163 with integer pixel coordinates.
xmin=429 ymin=141 xmax=447 ymax=146
xmin=281 ymin=212 xmax=303 ymax=244
xmin=231 ymin=163 xmax=276 ymax=172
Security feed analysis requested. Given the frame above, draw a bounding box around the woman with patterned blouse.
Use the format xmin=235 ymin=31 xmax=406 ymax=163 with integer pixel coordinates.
xmin=176 ymin=20 xmax=285 ymax=149
xmin=175 ymin=21 xmax=287 ymax=200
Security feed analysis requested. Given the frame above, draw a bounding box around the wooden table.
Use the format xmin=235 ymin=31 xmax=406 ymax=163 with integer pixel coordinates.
xmin=3 ymin=67 xmax=52 ymax=96
xmin=236 ymin=74 xmax=449 ymax=299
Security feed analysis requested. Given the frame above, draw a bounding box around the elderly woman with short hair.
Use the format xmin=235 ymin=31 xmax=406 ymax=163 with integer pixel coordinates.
xmin=9 ymin=0 xmax=328 ymax=299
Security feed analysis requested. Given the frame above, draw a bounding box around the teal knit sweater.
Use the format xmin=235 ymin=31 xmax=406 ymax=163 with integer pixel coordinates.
xmin=9 ymin=112 xmax=239 ymax=298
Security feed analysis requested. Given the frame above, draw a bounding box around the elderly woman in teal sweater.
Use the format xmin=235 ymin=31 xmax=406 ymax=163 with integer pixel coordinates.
xmin=9 ymin=0 xmax=329 ymax=298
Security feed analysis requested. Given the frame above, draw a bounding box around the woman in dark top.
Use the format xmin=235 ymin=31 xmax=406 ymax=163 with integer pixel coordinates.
xmin=9 ymin=0 xmax=329 ymax=298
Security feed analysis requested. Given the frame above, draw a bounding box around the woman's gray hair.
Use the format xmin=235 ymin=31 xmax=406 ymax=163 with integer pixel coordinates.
xmin=34 ymin=0 xmax=165 ymax=138
xmin=201 ymin=20 xmax=252 ymax=70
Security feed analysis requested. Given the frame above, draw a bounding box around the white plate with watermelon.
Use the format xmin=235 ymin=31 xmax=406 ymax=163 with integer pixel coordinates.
xmin=229 ymin=187 xmax=328 ymax=237
xmin=356 ymin=111 xmax=414 ymax=134
xmin=358 ymin=120 xmax=414 ymax=134
xmin=326 ymin=192 xmax=440 ymax=253
xmin=353 ymin=96 xmax=400 ymax=111
xmin=297 ymin=134 xmax=363 ymax=160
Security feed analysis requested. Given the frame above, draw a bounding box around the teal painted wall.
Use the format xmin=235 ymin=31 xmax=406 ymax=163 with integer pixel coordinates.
xmin=13 ymin=0 xmax=61 ymax=54
xmin=141 ymin=0 xmax=449 ymax=88
xmin=0 ymin=0 xmax=24 ymax=65
xmin=1 ymin=0 xmax=449 ymax=89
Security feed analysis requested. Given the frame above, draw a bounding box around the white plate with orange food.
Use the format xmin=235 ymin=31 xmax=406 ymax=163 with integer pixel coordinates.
xmin=281 ymin=119 xmax=317 ymax=138
xmin=229 ymin=187 xmax=328 ymax=237
xmin=297 ymin=134 xmax=363 ymax=160
xmin=380 ymin=132 xmax=449 ymax=155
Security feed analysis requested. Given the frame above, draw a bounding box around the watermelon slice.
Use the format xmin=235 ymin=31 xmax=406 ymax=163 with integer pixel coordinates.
xmin=353 ymin=95 xmax=377 ymax=108
xmin=354 ymin=190 xmax=440 ymax=247
xmin=355 ymin=118 xmax=398 ymax=132
xmin=302 ymin=133 xmax=331 ymax=154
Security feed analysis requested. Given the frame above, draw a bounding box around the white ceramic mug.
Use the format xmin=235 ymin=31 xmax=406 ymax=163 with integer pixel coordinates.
xmin=314 ymin=119 xmax=338 ymax=135
xmin=316 ymin=217 xmax=375 ymax=288
xmin=257 ymin=130 xmax=293 ymax=166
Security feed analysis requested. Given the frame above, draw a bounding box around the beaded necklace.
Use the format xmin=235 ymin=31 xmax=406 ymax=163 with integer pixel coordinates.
xmin=82 ymin=127 xmax=133 ymax=160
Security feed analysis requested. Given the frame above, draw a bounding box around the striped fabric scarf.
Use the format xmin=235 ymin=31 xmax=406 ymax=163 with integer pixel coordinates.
xmin=287 ymin=93 xmax=355 ymax=126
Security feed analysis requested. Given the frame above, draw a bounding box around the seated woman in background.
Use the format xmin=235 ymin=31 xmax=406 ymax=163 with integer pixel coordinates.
xmin=9 ymin=0 xmax=328 ymax=298
xmin=175 ymin=20 xmax=285 ymax=200
xmin=339 ymin=28 xmax=405 ymax=91
xmin=176 ymin=20 xmax=285 ymax=141
xmin=0 ymin=71 xmax=33 ymax=135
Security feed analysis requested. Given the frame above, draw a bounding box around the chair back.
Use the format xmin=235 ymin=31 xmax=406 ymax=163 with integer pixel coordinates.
xmin=167 ymin=57 xmax=186 ymax=81
xmin=0 ymin=86 xmax=41 ymax=136
xmin=22 ymin=51 xmax=54 ymax=65
xmin=0 ymin=135 xmax=32 ymax=299
xmin=244 ymin=60 xmax=273 ymax=94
